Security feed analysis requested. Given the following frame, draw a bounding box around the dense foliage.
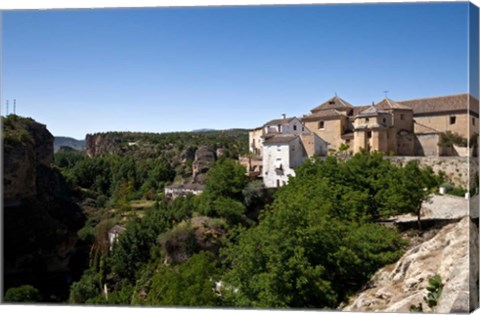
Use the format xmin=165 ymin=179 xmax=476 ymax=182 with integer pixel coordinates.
xmin=4 ymin=285 xmax=42 ymax=303
xmin=63 ymin=150 xmax=441 ymax=308
xmin=220 ymin=153 xmax=425 ymax=308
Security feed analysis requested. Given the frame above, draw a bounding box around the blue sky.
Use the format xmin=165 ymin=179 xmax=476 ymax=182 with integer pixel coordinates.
xmin=2 ymin=2 xmax=474 ymax=139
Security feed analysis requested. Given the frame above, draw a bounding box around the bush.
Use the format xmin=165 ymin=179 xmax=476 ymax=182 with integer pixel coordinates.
xmin=4 ymin=285 xmax=41 ymax=303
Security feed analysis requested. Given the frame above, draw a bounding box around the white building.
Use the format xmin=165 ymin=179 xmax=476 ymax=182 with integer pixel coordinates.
xmin=245 ymin=114 xmax=328 ymax=188
xmin=262 ymin=130 xmax=328 ymax=188
xmin=263 ymin=115 xmax=306 ymax=135
xmin=164 ymin=183 xmax=205 ymax=199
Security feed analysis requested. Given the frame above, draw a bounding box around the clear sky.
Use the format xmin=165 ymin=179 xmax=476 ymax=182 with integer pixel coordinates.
xmin=1 ymin=2 xmax=474 ymax=139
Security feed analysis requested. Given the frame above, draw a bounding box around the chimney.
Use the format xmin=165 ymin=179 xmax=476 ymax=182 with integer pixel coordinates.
xmin=281 ymin=113 xmax=286 ymax=120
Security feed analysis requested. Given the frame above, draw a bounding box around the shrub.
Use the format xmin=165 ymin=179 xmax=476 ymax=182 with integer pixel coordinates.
xmin=4 ymin=285 xmax=41 ymax=303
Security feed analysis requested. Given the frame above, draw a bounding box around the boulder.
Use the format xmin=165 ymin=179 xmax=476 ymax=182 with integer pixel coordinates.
xmin=343 ymin=217 xmax=477 ymax=313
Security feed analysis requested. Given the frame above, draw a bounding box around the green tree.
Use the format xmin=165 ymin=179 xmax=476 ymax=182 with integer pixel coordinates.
xmin=69 ymin=268 xmax=103 ymax=304
xmin=4 ymin=285 xmax=41 ymax=303
xmin=381 ymin=161 xmax=438 ymax=229
xmin=221 ymin=153 xmax=407 ymax=308
xmin=145 ymin=251 xmax=220 ymax=306
xmin=197 ymin=158 xmax=248 ymax=221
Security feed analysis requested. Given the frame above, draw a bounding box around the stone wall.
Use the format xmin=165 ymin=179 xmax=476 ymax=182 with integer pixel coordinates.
xmin=414 ymin=113 xmax=474 ymax=138
xmin=386 ymin=156 xmax=476 ymax=189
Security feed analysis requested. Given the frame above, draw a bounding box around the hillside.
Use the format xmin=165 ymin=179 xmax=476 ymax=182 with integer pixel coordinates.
xmin=84 ymin=129 xmax=248 ymax=158
xmin=54 ymin=136 xmax=85 ymax=152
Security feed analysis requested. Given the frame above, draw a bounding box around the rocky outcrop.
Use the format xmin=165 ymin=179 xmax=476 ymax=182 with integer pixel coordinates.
xmin=85 ymin=133 xmax=124 ymax=157
xmin=192 ymin=146 xmax=217 ymax=184
xmin=3 ymin=116 xmax=54 ymax=205
xmin=3 ymin=115 xmax=86 ymax=301
xmin=342 ymin=217 xmax=478 ymax=313
xmin=159 ymin=216 xmax=227 ymax=264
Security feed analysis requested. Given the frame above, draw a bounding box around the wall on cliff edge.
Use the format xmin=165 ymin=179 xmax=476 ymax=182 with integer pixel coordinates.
xmin=386 ymin=156 xmax=476 ymax=189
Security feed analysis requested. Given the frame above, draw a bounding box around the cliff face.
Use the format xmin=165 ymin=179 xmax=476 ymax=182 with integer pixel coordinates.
xmin=3 ymin=115 xmax=86 ymax=301
xmin=192 ymin=146 xmax=217 ymax=184
xmin=85 ymin=133 xmax=126 ymax=157
xmin=4 ymin=116 xmax=54 ymax=205
xmin=342 ymin=217 xmax=478 ymax=313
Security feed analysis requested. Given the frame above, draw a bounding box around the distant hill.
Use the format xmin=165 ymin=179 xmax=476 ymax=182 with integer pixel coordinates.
xmin=191 ymin=128 xmax=217 ymax=133
xmin=54 ymin=136 xmax=85 ymax=152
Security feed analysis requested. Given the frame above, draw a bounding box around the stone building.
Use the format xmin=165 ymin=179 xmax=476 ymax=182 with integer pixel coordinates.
xmin=302 ymin=93 xmax=478 ymax=156
xmin=244 ymin=93 xmax=478 ymax=188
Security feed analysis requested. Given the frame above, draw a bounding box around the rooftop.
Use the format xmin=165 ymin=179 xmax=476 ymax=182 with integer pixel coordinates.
xmin=310 ymin=95 xmax=354 ymax=113
xmin=263 ymin=134 xmax=299 ymax=144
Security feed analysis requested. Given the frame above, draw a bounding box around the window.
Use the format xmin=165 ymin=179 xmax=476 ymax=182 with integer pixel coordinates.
xmin=382 ymin=118 xmax=386 ymax=124
xmin=400 ymin=114 xmax=405 ymax=120
xmin=293 ymin=125 xmax=297 ymax=131
xmin=319 ymin=121 xmax=325 ymax=129
xmin=365 ymin=117 xmax=369 ymax=123
xmin=302 ymin=127 xmax=305 ymax=131
xmin=450 ymin=116 xmax=456 ymax=125
xmin=367 ymin=131 xmax=372 ymax=138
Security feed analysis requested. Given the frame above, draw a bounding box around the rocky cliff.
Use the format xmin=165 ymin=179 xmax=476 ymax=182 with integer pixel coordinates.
xmin=85 ymin=133 xmax=125 ymax=157
xmin=3 ymin=115 xmax=86 ymax=301
xmin=4 ymin=116 xmax=54 ymax=205
xmin=342 ymin=217 xmax=478 ymax=313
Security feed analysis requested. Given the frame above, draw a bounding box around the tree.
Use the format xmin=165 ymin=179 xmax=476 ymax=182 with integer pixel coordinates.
xmin=221 ymin=163 xmax=406 ymax=308
xmin=145 ymin=251 xmax=220 ymax=306
xmin=224 ymin=152 xmax=417 ymax=306
xmin=196 ymin=159 xmax=248 ymax=222
xmin=4 ymin=285 xmax=41 ymax=303
xmin=381 ymin=161 xmax=438 ymax=229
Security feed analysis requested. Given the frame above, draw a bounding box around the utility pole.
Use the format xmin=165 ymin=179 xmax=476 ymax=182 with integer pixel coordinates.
xmin=6 ymin=100 xmax=9 ymax=116
xmin=13 ymin=99 xmax=16 ymax=115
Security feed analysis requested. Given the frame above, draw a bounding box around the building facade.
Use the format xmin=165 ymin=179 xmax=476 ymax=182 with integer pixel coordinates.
xmin=244 ymin=115 xmax=328 ymax=188
xmin=302 ymin=93 xmax=478 ymax=156
xmin=244 ymin=93 xmax=478 ymax=188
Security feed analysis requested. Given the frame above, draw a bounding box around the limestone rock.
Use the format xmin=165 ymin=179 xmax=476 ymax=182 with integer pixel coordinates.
xmin=192 ymin=146 xmax=216 ymax=184
xmin=343 ymin=217 xmax=477 ymax=313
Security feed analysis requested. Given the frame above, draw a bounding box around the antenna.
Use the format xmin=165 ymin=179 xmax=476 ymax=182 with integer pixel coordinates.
xmin=13 ymin=99 xmax=16 ymax=115
xmin=6 ymin=100 xmax=9 ymax=116
xmin=384 ymin=90 xmax=389 ymax=98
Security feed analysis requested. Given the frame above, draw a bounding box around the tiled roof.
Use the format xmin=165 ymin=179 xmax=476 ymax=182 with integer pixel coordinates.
xmin=352 ymin=105 xmax=370 ymax=116
xmin=376 ymin=98 xmax=412 ymax=110
xmin=398 ymin=93 xmax=478 ymax=115
xmin=310 ymin=96 xmax=354 ymax=113
xmin=356 ymin=105 xmax=390 ymax=117
xmin=264 ymin=117 xmax=296 ymax=126
xmin=301 ymin=109 xmax=344 ymax=122
xmin=263 ymin=134 xmax=298 ymax=144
